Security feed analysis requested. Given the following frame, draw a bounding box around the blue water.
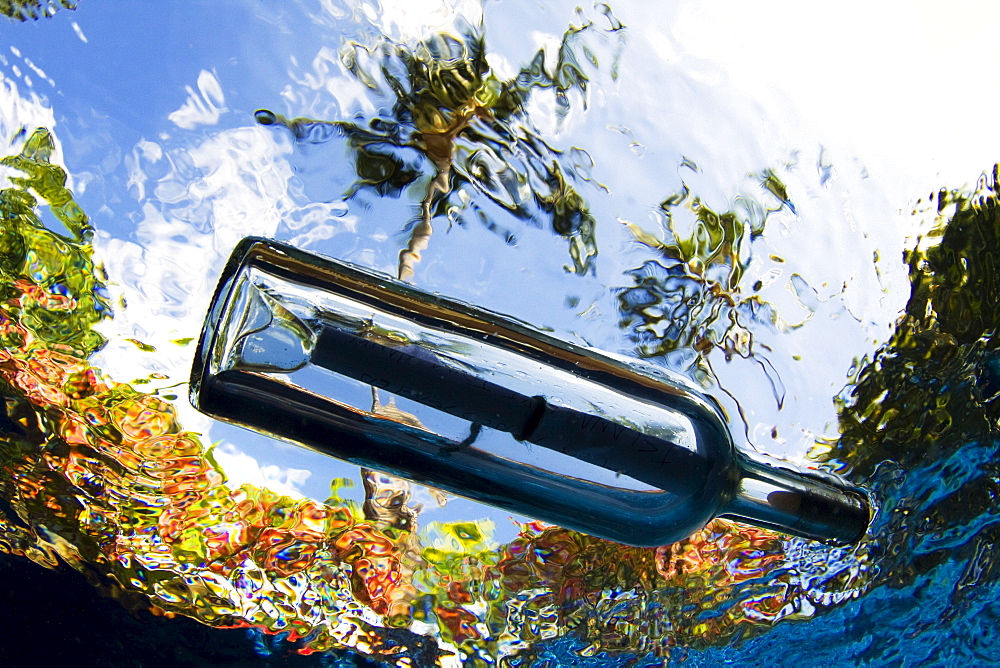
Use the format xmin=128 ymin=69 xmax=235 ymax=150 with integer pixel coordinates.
xmin=3 ymin=1 xmax=999 ymax=665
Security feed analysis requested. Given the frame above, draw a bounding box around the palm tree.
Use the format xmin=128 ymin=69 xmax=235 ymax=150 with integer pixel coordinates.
xmin=257 ymin=11 xmax=623 ymax=281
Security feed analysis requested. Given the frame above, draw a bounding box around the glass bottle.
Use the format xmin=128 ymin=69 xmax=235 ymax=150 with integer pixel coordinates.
xmin=190 ymin=237 xmax=871 ymax=547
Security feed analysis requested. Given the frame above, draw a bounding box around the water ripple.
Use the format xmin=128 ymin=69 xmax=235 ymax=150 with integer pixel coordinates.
xmin=3 ymin=2 xmax=1000 ymax=666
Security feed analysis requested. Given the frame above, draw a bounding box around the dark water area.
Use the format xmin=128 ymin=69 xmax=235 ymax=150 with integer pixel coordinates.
xmin=3 ymin=1 xmax=1000 ymax=666
xmin=0 ymin=551 xmax=386 ymax=666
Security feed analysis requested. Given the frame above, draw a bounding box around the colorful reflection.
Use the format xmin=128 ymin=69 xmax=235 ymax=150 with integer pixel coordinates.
xmin=0 ymin=126 xmax=867 ymax=665
xmin=618 ymin=168 xmax=792 ymax=377
xmin=255 ymin=8 xmax=619 ymax=279
xmin=2 ymin=6 xmax=1000 ymax=666
xmin=0 ymin=0 xmax=76 ymax=22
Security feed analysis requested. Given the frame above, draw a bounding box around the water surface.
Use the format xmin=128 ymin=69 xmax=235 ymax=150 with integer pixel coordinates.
xmin=1 ymin=1 xmax=999 ymax=665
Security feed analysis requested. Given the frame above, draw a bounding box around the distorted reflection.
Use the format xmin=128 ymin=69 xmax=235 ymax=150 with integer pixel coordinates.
xmin=1 ymin=0 xmax=999 ymax=665
xmin=255 ymin=7 xmax=623 ymax=280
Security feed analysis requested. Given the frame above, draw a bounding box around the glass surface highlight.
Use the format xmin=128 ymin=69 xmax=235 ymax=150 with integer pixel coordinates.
xmin=1 ymin=1 xmax=999 ymax=665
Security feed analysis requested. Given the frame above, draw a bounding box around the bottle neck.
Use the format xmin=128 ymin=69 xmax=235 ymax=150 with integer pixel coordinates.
xmin=719 ymin=456 xmax=871 ymax=544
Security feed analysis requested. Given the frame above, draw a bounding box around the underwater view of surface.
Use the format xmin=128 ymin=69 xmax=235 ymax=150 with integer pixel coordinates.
xmin=2 ymin=0 xmax=1000 ymax=665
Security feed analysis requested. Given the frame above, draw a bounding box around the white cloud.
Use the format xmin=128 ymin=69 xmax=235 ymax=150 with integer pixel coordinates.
xmin=211 ymin=442 xmax=312 ymax=498
xmin=634 ymin=0 xmax=1000 ymax=192
xmin=168 ymin=69 xmax=228 ymax=130
xmin=71 ymin=21 xmax=88 ymax=44
xmin=93 ymin=124 xmax=295 ymax=387
xmin=376 ymin=0 xmax=481 ymax=40
xmin=0 ymin=69 xmax=56 ymax=140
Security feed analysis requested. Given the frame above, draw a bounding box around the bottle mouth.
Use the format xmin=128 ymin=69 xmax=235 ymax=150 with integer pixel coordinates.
xmin=719 ymin=456 xmax=873 ymax=545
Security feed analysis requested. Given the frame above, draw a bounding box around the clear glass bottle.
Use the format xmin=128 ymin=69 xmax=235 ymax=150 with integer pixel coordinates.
xmin=190 ymin=238 xmax=871 ymax=547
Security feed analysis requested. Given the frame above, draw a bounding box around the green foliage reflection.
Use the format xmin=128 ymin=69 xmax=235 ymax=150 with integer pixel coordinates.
xmin=1 ymin=0 xmax=75 ymax=21
xmin=257 ymin=8 xmax=625 ymax=279
xmin=831 ymin=167 xmax=1000 ymax=476
xmin=617 ymin=170 xmax=790 ymax=373
xmin=0 ymin=128 xmax=109 ymax=357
